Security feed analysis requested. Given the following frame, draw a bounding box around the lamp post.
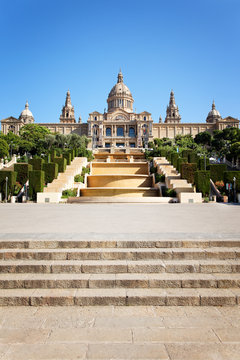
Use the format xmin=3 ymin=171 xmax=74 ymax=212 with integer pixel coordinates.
xmin=5 ymin=176 xmax=8 ymax=203
xmin=233 ymin=176 xmax=236 ymax=203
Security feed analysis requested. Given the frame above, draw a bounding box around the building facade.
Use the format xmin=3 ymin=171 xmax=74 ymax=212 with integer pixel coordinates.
xmin=1 ymin=71 xmax=239 ymax=148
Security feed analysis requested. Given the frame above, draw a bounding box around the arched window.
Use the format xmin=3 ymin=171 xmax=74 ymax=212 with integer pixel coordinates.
xmin=144 ymin=116 xmax=146 ymax=121
xmin=117 ymin=127 xmax=124 ymax=137
xmin=106 ymin=127 xmax=111 ymax=136
xmin=66 ymin=112 xmax=69 ymax=118
xmin=94 ymin=116 xmax=97 ymax=121
xmin=129 ymin=127 xmax=135 ymax=137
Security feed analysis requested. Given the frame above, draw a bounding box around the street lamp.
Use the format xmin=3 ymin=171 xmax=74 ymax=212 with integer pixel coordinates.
xmin=233 ymin=176 xmax=236 ymax=203
xmin=5 ymin=176 xmax=8 ymax=203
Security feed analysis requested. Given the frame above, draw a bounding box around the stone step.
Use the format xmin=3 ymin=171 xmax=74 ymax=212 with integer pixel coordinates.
xmin=0 ymin=259 xmax=240 ymax=274
xmin=0 ymin=239 xmax=240 ymax=249
xmin=0 ymin=288 xmax=239 ymax=306
xmin=80 ymin=188 xmax=159 ymax=197
xmin=1 ymin=273 xmax=240 ymax=289
xmin=0 ymin=247 xmax=239 ymax=260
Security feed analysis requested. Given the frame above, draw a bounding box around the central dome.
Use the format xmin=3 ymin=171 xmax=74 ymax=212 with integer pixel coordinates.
xmin=107 ymin=70 xmax=134 ymax=113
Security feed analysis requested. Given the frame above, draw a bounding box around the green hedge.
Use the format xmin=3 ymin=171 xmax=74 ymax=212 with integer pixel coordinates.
xmin=53 ymin=157 xmax=67 ymax=173
xmin=194 ymin=170 xmax=210 ymax=196
xmin=209 ymin=164 xmax=227 ymax=183
xmin=43 ymin=163 xmax=58 ymax=184
xmin=43 ymin=154 xmax=51 ymax=163
xmin=181 ymin=150 xmax=193 ymax=159
xmin=177 ymin=157 xmax=188 ymax=173
xmin=181 ymin=163 xmax=197 ymax=184
xmin=188 ymin=152 xmax=198 ymax=164
xmin=224 ymin=171 xmax=240 ymax=192
xmin=160 ymin=149 xmax=167 ymax=157
xmin=0 ymin=171 xmax=17 ymax=200
xmin=171 ymin=153 xmax=179 ymax=169
xmin=198 ymin=157 xmax=209 ymax=170
xmin=50 ymin=149 xmax=56 ymax=162
xmin=14 ymin=163 xmax=33 ymax=186
xmin=29 ymin=170 xmax=45 ymax=201
xmin=63 ymin=151 xmax=72 ymax=165
xmin=28 ymin=158 xmax=45 ymax=170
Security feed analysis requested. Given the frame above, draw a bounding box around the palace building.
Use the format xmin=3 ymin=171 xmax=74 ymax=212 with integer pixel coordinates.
xmin=1 ymin=71 xmax=239 ymax=148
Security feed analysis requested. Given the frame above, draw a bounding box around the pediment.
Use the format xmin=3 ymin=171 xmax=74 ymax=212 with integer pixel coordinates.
xmin=89 ymin=111 xmax=102 ymax=115
xmin=1 ymin=116 xmax=19 ymax=123
xmin=139 ymin=111 xmax=151 ymax=115
xmin=222 ymin=116 xmax=239 ymax=122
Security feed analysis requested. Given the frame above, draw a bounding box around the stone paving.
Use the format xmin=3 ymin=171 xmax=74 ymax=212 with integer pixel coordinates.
xmin=0 ymin=306 xmax=240 ymax=359
xmin=0 ymin=203 xmax=240 ymax=358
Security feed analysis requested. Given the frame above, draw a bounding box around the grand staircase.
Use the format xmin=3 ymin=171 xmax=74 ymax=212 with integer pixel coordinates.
xmin=0 ymin=235 xmax=240 ymax=306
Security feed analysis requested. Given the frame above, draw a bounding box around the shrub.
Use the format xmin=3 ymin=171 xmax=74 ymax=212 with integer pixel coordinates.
xmin=162 ymin=187 xmax=177 ymax=197
xmin=74 ymin=174 xmax=84 ymax=183
xmin=188 ymin=152 xmax=198 ymax=164
xmin=43 ymin=154 xmax=51 ymax=163
xmin=155 ymin=173 xmax=165 ymax=183
xmin=0 ymin=170 xmax=17 ymax=200
xmin=17 ymin=155 xmax=28 ymax=163
xmin=29 ymin=170 xmax=45 ymax=201
xmin=62 ymin=188 xmax=77 ymax=198
xmin=63 ymin=151 xmax=72 ymax=165
xmin=224 ymin=171 xmax=240 ymax=192
xmin=198 ymin=157 xmax=209 ymax=170
xmin=181 ymin=163 xmax=197 ymax=184
xmin=171 ymin=153 xmax=179 ymax=169
xmin=14 ymin=163 xmax=33 ymax=186
xmin=177 ymin=157 xmax=187 ymax=173
xmin=81 ymin=166 xmax=90 ymax=176
xmin=43 ymin=162 xmax=58 ymax=184
xmin=160 ymin=149 xmax=167 ymax=157
xmin=53 ymin=157 xmax=67 ymax=173
xmin=50 ymin=149 xmax=56 ymax=162
xmin=209 ymin=164 xmax=227 ymax=182
xmin=150 ymin=166 xmax=157 ymax=174
xmin=194 ymin=170 xmax=210 ymax=196
xmin=215 ymin=180 xmax=225 ymax=194
xmin=166 ymin=151 xmax=173 ymax=162
xmin=28 ymin=158 xmax=45 ymax=170
xmin=182 ymin=150 xmax=193 ymax=159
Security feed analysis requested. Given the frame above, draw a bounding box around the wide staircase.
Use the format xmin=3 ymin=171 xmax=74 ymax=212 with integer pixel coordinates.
xmin=0 ymin=235 xmax=240 ymax=306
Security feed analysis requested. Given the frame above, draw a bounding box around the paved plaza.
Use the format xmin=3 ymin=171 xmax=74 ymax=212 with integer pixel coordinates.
xmin=0 ymin=203 xmax=240 ymax=359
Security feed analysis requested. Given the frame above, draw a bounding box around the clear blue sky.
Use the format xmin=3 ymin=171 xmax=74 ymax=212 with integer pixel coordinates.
xmin=0 ymin=0 xmax=239 ymax=126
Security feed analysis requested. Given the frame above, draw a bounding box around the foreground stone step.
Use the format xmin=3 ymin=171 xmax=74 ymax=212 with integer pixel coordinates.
xmin=1 ymin=273 xmax=240 ymax=289
xmin=1 ymin=259 xmax=240 ymax=274
xmin=0 ymin=288 xmax=239 ymax=306
xmin=1 ymin=239 xmax=240 ymax=249
xmin=0 ymin=247 xmax=240 ymax=260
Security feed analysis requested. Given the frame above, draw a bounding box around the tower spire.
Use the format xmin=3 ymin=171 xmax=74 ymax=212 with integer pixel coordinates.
xmin=117 ymin=69 xmax=123 ymax=83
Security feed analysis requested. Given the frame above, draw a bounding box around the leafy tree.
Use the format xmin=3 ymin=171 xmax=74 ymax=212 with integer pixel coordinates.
xmin=0 ymin=138 xmax=9 ymax=159
xmin=194 ymin=132 xmax=212 ymax=146
xmin=19 ymin=124 xmax=51 ymax=155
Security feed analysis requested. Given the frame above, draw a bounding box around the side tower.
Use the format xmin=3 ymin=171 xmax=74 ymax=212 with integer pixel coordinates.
xmin=165 ymin=90 xmax=181 ymax=124
xmin=60 ymin=90 xmax=76 ymax=123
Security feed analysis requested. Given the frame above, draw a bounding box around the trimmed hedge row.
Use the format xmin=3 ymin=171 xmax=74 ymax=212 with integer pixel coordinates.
xmin=14 ymin=163 xmax=33 ymax=186
xmin=29 ymin=158 xmax=45 ymax=170
xmin=29 ymin=170 xmax=45 ymax=201
xmin=53 ymin=157 xmax=67 ymax=173
xmin=194 ymin=171 xmax=210 ymax=196
xmin=0 ymin=171 xmax=17 ymax=200
xmin=181 ymin=163 xmax=197 ymax=184
xmin=43 ymin=163 xmax=58 ymax=184
xmin=177 ymin=157 xmax=187 ymax=173
xmin=209 ymin=164 xmax=227 ymax=182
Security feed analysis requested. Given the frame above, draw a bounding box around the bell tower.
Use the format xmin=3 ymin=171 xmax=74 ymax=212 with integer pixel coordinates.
xmin=60 ymin=90 xmax=76 ymax=123
xmin=165 ymin=90 xmax=181 ymax=123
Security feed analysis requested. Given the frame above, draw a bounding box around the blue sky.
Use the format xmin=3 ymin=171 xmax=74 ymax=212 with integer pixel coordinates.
xmin=0 ymin=0 xmax=239 ymax=126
